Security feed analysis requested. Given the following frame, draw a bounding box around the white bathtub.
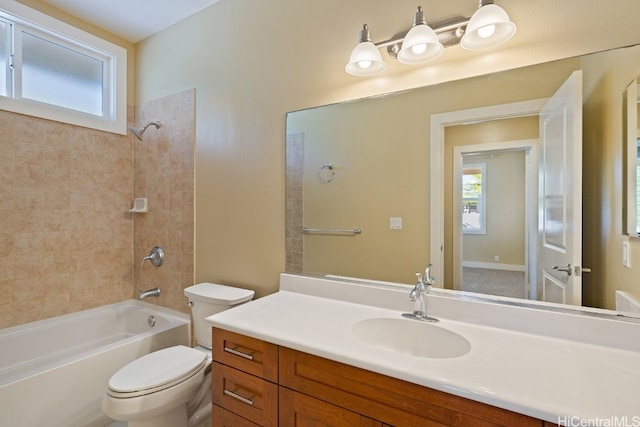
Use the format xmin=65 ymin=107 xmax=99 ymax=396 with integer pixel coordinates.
xmin=0 ymin=300 xmax=191 ymax=427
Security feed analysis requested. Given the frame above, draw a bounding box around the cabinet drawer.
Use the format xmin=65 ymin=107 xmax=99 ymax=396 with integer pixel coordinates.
xmin=212 ymin=362 xmax=278 ymax=427
xmin=280 ymin=347 xmax=541 ymax=427
xmin=213 ymin=328 xmax=278 ymax=382
xmin=212 ymin=405 xmax=262 ymax=427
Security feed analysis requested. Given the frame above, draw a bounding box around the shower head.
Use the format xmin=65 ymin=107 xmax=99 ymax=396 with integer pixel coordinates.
xmin=128 ymin=121 xmax=161 ymax=141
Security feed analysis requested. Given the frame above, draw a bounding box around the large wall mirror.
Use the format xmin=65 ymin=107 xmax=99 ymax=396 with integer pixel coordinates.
xmin=625 ymin=79 xmax=640 ymax=238
xmin=286 ymin=42 xmax=640 ymax=312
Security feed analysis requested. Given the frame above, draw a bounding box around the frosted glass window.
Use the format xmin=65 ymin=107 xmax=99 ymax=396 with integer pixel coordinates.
xmin=0 ymin=5 xmax=126 ymax=133
xmin=0 ymin=21 xmax=7 ymax=97
xmin=22 ymin=31 xmax=103 ymax=116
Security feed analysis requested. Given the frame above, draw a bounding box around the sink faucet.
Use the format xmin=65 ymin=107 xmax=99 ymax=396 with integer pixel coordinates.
xmin=403 ymin=264 xmax=438 ymax=323
xmin=138 ymin=287 xmax=160 ymax=300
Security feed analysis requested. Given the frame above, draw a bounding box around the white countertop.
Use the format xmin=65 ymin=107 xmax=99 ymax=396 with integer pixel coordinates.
xmin=207 ymin=274 xmax=640 ymax=424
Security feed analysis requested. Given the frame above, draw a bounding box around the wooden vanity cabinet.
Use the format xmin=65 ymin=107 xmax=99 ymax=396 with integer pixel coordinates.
xmin=212 ymin=328 xmax=550 ymax=427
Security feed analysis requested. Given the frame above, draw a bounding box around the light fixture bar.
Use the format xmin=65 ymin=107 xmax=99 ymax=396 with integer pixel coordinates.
xmin=345 ymin=3 xmax=516 ymax=76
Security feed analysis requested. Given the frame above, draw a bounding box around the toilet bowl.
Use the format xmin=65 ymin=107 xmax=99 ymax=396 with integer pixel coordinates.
xmin=102 ymin=283 xmax=254 ymax=427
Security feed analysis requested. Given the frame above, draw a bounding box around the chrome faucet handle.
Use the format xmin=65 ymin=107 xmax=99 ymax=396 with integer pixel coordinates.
xmin=141 ymin=246 xmax=164 ymax=267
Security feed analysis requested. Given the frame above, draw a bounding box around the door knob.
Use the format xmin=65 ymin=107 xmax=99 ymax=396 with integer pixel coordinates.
xmin=552 ymin=264 xmax=592 ymax=276
xmin=552 ymin=264 xmax=572 ymax=275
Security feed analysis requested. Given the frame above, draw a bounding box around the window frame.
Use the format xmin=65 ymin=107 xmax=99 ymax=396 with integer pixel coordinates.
xmin=0 ymin=1 xmax=126 ymax=135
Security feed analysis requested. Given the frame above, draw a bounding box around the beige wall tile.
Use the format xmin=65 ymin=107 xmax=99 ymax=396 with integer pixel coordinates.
xmin=0 ymin=111 xmax=134 ymax=329
xmin=0 ymin=89 xmax=195 ymax=329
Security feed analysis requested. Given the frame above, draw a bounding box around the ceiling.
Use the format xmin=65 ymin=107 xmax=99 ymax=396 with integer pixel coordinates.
xmin=40 ymin=0 xmax=221 ymax=43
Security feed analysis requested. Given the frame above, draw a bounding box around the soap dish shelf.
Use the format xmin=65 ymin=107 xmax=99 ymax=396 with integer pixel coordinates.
xmin=128 ymin=198 xmax=148 ymax=213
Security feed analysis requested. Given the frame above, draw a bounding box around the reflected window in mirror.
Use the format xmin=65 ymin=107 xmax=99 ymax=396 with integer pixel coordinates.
xmin=462 ymin=163 xmax=486 ymax=235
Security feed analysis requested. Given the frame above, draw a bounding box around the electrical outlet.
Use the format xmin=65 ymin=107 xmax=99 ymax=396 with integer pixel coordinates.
xmin=389 ymin=217 xmax=402 ymax=230
xmin=494 ymin=255 xmax=500 ymax=262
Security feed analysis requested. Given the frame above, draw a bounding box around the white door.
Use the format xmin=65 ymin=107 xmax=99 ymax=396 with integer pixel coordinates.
xmin=539 ymin=71 xmax=583 ymax=305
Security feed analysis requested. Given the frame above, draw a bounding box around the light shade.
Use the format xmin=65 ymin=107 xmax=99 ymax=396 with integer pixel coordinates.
xmin=346 ymin=24 xmax=386 ymax=76
xmin=460 ymin=3 xmax=516 ymax=50
xmin=397 ymin=7 xmax=443 ymax=65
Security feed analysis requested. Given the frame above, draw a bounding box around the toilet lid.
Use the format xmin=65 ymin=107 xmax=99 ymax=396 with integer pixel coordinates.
xmin=108 ymin=345 xmax=208 ymax=394
xmin=184 ymin=282 xmax=254 ymax=305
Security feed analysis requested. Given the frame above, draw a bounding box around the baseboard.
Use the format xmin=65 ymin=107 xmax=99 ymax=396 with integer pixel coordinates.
xmin=462 ymin=261 xmax=525 ymax=272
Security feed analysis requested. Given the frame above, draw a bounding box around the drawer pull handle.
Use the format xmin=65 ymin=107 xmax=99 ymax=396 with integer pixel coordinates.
xmin=224 ymin=346 xmax=254 ymax=360
xmin=224 ymin=389 xmax=254 ymax=406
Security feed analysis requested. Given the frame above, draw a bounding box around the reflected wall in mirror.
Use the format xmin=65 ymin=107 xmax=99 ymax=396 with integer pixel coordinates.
xmin=286 ymin=43 xmax=640 ymax=312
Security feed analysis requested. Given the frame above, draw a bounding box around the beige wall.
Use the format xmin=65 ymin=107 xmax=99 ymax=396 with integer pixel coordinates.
xmin=289 ymin=97 xmax=430 ymax=283
xmin=135 ymin=0 xmax=640 ymax=299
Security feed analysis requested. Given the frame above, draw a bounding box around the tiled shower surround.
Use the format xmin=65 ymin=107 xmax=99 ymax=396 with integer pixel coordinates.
xmin=0 ymin=89 xmax=195 ymax=329
xmin=133 ymin=89 xmax=195 ymax=314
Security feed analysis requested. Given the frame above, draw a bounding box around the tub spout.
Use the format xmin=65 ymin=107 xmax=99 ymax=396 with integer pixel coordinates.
xmin=138 ymin=287 xmax=160 ymax=300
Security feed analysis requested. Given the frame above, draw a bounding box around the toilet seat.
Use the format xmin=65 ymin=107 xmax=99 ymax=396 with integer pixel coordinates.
xmin=107 ymin=345 xmax=209 ymax=398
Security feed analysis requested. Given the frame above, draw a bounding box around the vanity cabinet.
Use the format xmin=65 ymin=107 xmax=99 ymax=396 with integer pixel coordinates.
xmin=212 ymin=328 xmax=551 ymax=427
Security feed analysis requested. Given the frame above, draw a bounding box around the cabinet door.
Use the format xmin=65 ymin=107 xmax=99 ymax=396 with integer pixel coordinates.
xmin=279 ymin=387 xmax=381 ymax=427
xmin=212 ymin=405 xmax=262 ymax=427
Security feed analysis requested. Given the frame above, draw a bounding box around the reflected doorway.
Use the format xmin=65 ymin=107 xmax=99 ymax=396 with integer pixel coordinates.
xmin=452 ymin=140 xmax=538 ymax=300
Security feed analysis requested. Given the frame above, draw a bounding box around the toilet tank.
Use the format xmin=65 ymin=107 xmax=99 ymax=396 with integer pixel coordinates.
xmin=183 ymin=283 xmax=255 ymax=349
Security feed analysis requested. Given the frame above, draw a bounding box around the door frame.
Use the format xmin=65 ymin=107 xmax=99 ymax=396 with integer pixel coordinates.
xmin=430 ymin=99 xmax=548 ymax=289
xmin=452 ymin=140 xmax=538 ymax=299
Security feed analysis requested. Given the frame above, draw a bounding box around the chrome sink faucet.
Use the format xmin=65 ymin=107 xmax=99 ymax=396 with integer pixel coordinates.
xmin=403 ymin=264 xmax=439 ymax=323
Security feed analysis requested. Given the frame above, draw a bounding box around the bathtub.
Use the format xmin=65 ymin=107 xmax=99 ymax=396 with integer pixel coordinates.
xmin=0 ymin=300 xmax=191 ymax=427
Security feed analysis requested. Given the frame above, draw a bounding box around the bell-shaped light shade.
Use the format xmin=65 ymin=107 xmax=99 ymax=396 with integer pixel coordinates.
xmin=460 ymin=3 xmax=516 ymax=50
xmin=397 ymin=7 xmax=443 ymax=65
xmin=346 ymin=41 xmax=386 ymax=76
xmin=397 ymin=24 xmax=444 ymax=64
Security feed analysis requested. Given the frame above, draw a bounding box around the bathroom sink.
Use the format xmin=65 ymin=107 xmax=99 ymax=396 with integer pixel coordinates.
xmin=352 ymin=317 xmax=471 ymax=359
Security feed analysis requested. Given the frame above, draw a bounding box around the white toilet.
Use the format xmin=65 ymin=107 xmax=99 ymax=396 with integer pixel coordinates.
xmin=102 ymin=283 xmax=254 ymax=427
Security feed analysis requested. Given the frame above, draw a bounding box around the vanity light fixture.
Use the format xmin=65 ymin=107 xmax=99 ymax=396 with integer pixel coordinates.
xmin=345 ymin=1 xmax=516 ymax=77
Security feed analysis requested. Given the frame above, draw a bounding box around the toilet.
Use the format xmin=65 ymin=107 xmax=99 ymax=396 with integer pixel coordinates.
xmin=102 ymin=283 xmax=254 ymax=427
